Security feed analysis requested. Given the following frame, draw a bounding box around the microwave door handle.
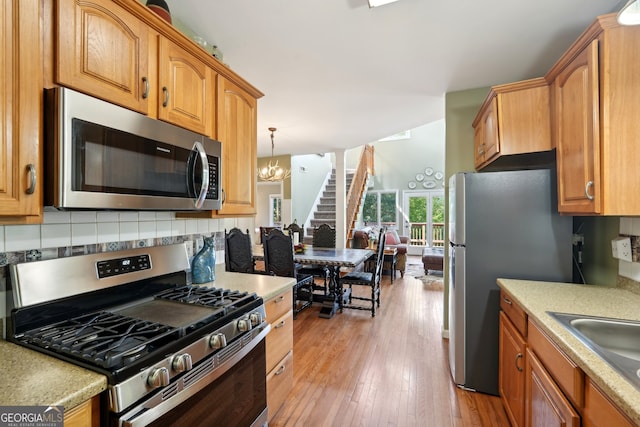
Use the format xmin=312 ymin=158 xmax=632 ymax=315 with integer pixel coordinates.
xmin=192 ymin=141 xmax=210 ymax=209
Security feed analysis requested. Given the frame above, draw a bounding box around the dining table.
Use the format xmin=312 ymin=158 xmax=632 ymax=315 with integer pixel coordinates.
xmin=254 ymin=245 xmax=374 ymax=318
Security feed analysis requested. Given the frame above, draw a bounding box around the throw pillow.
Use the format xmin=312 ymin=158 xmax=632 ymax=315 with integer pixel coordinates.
xmin=386 ymin=230 xmax=401 ymax=245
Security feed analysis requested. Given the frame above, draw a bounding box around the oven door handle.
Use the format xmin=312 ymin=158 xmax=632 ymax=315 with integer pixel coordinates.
xmin=120 ymin=324 xmax=270 ymax=427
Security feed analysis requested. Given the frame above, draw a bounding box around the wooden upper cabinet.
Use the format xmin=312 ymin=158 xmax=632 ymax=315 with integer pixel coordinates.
xmin=552 ymin=40 xmax=600 ymax=214
xmin=473 ymin=78 xmax=551 ymax=171
xmin=158 ymin=37 xmax=215 ymax=137
xmin=56 ymin=0 xmax=151 ymax=114
xmin=0 ymin=0 xmax=42 ymax=221
xmin=216 ymin=77 xmax=257 ymax=216
xmin=547 ymin=14 xmax=640 ymax=215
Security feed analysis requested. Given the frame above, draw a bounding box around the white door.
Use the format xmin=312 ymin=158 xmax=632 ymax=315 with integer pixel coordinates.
xmin=402 ymin=190 xmax=445 ymax=255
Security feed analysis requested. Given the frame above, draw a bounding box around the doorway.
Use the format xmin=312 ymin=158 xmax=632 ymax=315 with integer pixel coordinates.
xmin=402 ymin=190 xmax=445 ymax=255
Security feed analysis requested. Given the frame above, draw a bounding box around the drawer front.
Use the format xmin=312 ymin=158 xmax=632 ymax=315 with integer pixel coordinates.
xmin=267 ymin=350 xmax=293 ymax=421
xmin=266 ymin=289 xmax=293 ymax=322
xmin=266 ymin=310 xmax=293 ymax=373
xmin=500 ymin=290 xmax=527 ymax=337
xmin=583 ymin=378 xmax=634 ymax=427
xmin=528 ymin=320 xmax=584 ymax=408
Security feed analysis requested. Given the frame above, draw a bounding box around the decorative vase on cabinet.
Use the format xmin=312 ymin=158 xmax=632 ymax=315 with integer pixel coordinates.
xmin=192 ymin=236 xmax=216 ymax=283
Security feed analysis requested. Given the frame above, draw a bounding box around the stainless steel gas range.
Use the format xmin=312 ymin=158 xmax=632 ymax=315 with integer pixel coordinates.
xmin=7 ymin=243 xmax=270 ymax=427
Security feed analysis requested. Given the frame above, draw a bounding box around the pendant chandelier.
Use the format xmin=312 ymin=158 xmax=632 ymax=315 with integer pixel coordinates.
xmin=258 ymin=127 xmax=291 ymax=182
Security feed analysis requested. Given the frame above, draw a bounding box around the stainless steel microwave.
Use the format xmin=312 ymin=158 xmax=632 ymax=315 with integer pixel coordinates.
xmin=44 ymin=87 xmax=222 ymax=211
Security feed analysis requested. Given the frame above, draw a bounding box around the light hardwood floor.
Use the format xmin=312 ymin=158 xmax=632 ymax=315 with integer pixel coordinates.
xmin=269 ymin=257 xmax=510 ymax=426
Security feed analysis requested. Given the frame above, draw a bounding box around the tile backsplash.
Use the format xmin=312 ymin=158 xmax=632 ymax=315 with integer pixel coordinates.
xmin=0 ymin=211 xmax=254 ymax=332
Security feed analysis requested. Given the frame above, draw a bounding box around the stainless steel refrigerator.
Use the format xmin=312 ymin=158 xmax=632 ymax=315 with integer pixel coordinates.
xmin=448 ymin=169 xmax=573 ymax=395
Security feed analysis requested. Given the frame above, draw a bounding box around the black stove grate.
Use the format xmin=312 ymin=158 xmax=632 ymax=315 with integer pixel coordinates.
xmin=21 ymin=311 xmax=180 ymax=369
xmin=156 ymin=286 xmax=258 ymax=315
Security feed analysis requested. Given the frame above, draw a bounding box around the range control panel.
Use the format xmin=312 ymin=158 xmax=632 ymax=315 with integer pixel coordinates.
xmin=96 ymin=254 xmax=151 ymax=278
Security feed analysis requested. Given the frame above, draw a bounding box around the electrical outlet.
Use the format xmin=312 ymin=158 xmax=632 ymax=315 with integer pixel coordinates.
xmin=612 ymin=236 xmax=632 ymax=262
xmin=572 ymin=233 xmax=584 ymax=245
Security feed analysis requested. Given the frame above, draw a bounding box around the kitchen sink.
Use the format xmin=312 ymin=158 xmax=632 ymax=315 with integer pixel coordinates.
xmin=548 ymin=312 xmax=640 ymax=391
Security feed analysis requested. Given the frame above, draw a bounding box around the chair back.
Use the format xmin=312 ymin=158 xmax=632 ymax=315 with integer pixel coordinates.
xmin=259 ymin=226 xmax=280 ymax=245
xmin=263 ymin=229 xmax=296 ymax=278
xmin=312 ymin=223 xmax=336 ymax=248
xmin=372 ymin=228 xmax=387 ymax=284
xmin=224 ymin=228 xmax=254 ymax=273
xmin=284 ymin=222 xmax=303 ymax=244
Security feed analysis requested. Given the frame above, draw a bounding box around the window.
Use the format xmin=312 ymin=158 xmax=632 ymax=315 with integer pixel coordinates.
xmin=270 ymin=195 xmax=282 ymax=226
xmin=362 ymin=191 xmax=398 ymax=227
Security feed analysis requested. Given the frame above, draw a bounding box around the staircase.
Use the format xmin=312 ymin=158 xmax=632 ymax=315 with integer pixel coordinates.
xmin=303 ymin=145 xmax=375 ymax=246
xmin=304 ymin=171 xmax=353 ymax=244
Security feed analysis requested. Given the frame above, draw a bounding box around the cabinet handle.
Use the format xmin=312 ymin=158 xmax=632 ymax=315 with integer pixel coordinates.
xmin=502 ymin=297 xmax=512 ymax=305
xmin=515 ymin=353 xmax=523 ymax=372
xmin=142 ymin=77 xmax=149 ymax=99
xmin=221 ymin=188 xmax=226 ymax=205
xmin=275 ymin=364 xmax=286 ymax=376
xmin=25 ymin=164 xmax=36 ymax=194
xmin=162 ymin=87 xmax=169 ymax=107
xmin=274 ymin=295 xmax=285 ymax=303
xmin=274 ymin=320 xmax=286 ymax=329
xmin=585 ymin=181 xmax=594 ymax=201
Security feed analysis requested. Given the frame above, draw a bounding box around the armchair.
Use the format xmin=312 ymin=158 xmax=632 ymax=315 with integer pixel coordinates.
xmin=384 ymin=229 xmax=408 ymax=278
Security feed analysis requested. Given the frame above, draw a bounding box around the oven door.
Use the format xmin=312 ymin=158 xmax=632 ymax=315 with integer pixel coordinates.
xmin=114 ymin=328 xmax=269 ymax=427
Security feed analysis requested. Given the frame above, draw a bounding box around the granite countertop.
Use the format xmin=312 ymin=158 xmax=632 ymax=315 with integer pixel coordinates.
xmin=497 ymin=279 xmax=640 ymax=425
xmin=0 ymin=266 xmax=295 ymax=409
xmin=0 ymin=341 xmax=107 ymax=409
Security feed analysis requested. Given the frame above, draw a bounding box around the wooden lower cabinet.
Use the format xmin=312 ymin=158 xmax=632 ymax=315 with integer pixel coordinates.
xmin=265 ymin=289 xmax=294 ymax=421
xmin=525 ymin=348 xmax=580 ymax=427
xmin=64 ymin=396 xmax=100 ymax=427
xmin=267 ymin=349 xmax=293 ymax=421
xmin=499 ymin=312 xmax=526 ymax=427
xmin=583 ymin=378 xmax=635 ymax=427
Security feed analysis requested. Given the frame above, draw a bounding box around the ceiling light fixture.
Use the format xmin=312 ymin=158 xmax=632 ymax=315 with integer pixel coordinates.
xmin=368 ymin=0 xmax=400 ymax=8
xmin=618 ymin=0 xmax=640 ymax=25
xmin=258 ymin=127 xmax=291 ymax=182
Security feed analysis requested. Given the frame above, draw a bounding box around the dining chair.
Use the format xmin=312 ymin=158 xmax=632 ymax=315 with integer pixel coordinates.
xmin=339 ymin=227 xmax=387 ymax=317
xmin=259 ymin=226 xmax=280 ymax=245
xmin=283 ymin=221 xmax=304 ymax=245
xmin=263 ymin=229 xmax=315 ymax=318
xmin=224 ymin=228 xmax=255 ymax=274
xmin=300 ymin=223 xmax=335 ymax=297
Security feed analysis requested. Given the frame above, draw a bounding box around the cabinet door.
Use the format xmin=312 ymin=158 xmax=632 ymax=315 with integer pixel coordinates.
xmin=56 ymin=0 xmax=150 ymax=114
xmin=553 ymin=40 xmax=600 ymax=214
xmin=499 ymin=312 xmax=526 ymax=427
xmin=158 ymin=37 xmax=214 ymax=136
xmin=0 ymin=0 xmax=41 ymax=220
xmin=474 ymin=97 xmax=499 ymax=169
xmin=525 ymin=348 xmax=579 ymax=427
xmin=216 ymin=76 xmax=257 ymax=215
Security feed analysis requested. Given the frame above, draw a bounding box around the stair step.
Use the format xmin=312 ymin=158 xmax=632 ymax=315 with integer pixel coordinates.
xmin=319 ymin=197 xmax=335 ymax=205
xmin=317 ymin=204 xmax=335 ymax=212
xmin=314 ymin=212 xmax=335 ymax=220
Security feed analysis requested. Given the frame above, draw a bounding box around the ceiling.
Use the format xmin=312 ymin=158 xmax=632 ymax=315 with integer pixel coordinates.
xmin=165 ymin=0 xmax=623 ymax=157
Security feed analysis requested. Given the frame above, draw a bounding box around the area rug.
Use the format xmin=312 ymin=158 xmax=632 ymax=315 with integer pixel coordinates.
xmin=413 ymin=274 xmax=444 ymax=290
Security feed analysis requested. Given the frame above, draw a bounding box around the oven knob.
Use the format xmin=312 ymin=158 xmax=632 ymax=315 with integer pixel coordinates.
xmin=172 ymin=353 xmax=193 ymax=373
xmin=209 ymin=333 xmax=227 ymax=350
xmin=249 ymin=311 xmax=263 ymax=327
xmin=147 ymin=367 xmax=169 ymax=388
xmin=237 ymin=317 xmax=252 ymax=332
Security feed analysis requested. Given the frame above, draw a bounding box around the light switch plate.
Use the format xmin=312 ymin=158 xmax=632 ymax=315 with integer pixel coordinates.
xmin=612 ymin=236 xmax=632 ymax=262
